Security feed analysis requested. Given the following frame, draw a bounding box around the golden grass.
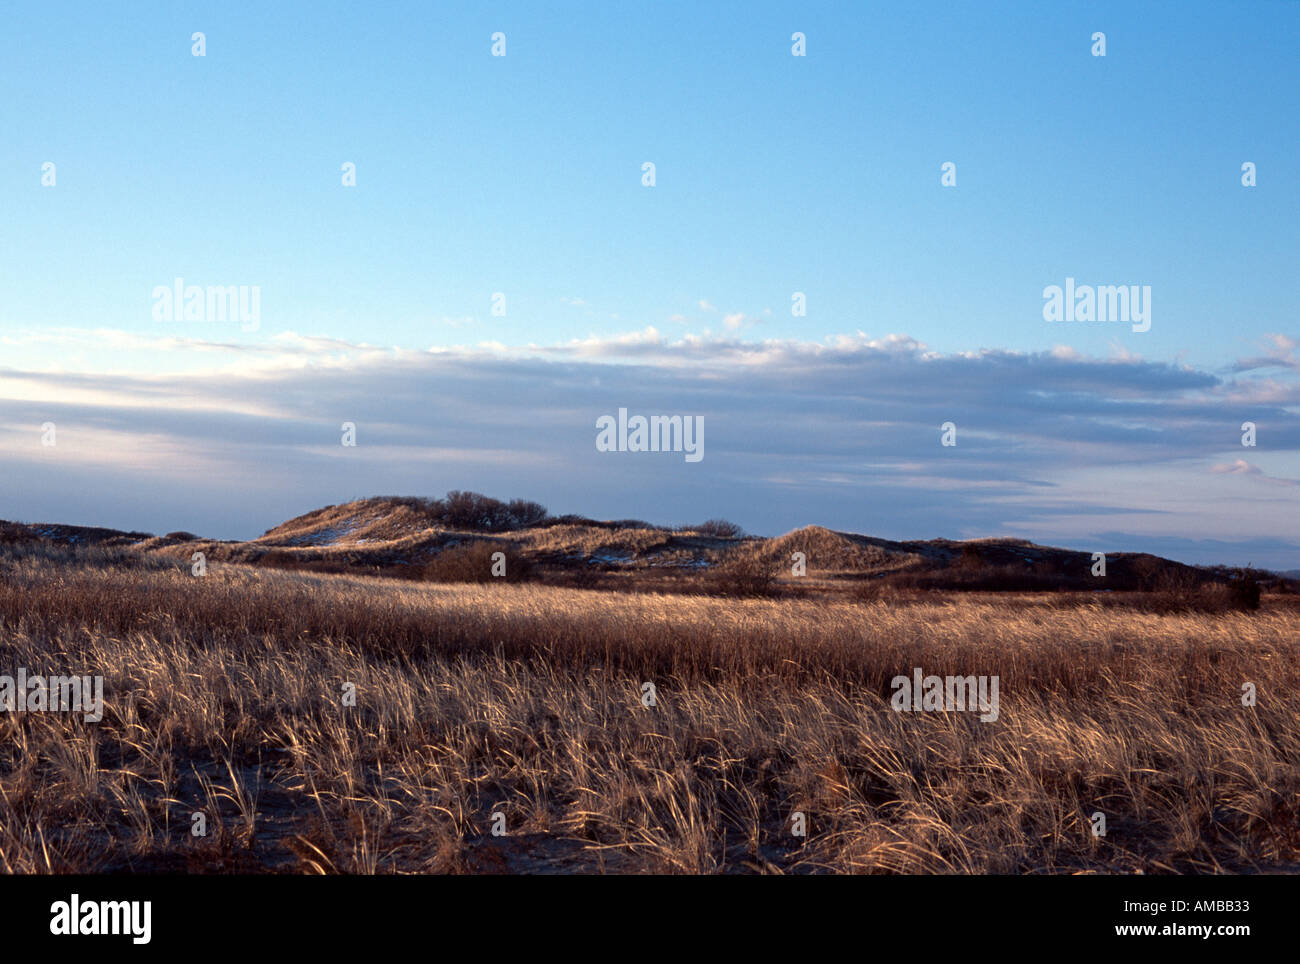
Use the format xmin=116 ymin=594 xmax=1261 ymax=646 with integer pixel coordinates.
xmin=0 ymin=543 xmax=1296 ymax=874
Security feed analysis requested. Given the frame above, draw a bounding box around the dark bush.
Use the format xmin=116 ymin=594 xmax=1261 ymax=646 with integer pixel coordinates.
xmin=1227 ymin=569 xmax=1261 ymax=611
xmin=536 ymin=514 xmax=597 ymax=527
xmin=422 ymin=541 xmax=534 ymax=583
xmin=710 ymin=554 xmax=777 ymax=598
xmin=1129 ymin=555 xmax=1167 ymax=591
xmin=506 ymin=499 xmax=549 ymax=527
xmin=433 ymin=491 xmax=549 ymax=531
xmin=1148 ymin=568 xmax=1203 ymax=610
xmin=695 ymin=519 xmax=745 ymax=538
xmin=0 ymin=523 xmax=38 ymax=546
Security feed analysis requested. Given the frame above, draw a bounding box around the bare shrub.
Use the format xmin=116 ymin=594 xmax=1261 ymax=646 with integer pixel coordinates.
xmin=694 ymin=519 xmax=745 ymax=538
xmin=710 ymin=552 xmax=777 ymax=597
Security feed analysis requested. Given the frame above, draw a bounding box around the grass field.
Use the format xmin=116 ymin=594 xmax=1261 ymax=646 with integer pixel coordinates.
xmin=1 ymin=539 xmax=1297 ymax=874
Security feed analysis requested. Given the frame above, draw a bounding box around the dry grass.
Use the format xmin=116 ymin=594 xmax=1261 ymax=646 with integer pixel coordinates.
xmin=1 ymin=541 xmax=1297 ymax=874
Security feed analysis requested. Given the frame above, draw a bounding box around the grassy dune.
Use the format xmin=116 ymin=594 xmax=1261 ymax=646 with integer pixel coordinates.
xmin=1 ymin=542 xmax=1297 ymax=873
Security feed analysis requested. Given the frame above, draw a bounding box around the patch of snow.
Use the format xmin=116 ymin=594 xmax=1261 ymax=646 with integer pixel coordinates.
xmin=587 ymin=551 xmax=632 ymax=566
xmin=284 ymin=517 xmax=361 ymax=546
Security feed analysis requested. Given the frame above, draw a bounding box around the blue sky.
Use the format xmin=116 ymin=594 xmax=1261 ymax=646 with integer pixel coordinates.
xmin=1 ymin=1 xmax=1298 ymax=567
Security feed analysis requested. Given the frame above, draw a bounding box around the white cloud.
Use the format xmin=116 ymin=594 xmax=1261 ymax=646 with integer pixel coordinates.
xmin=0 ymin=325 xmax=1297 ymax=565
xmin=1210 ymin=458 xmax=1260 ymax=475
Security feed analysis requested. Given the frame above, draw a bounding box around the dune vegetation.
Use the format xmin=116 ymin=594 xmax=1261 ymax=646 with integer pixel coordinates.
xmin=1 ymin=537 xmax=1296 ymax=874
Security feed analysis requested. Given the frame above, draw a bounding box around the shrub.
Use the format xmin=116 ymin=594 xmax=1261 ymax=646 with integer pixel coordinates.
xmin=1148 ymin=568 xmax=1203 ymax=610
xmin=433 ymin=491 xmax=549 ymax=531
xmin=695 ymin=519 xmax=745 ymax=538
xmin=1228 ymin=569 xmax=1262 ymax=611
xmin=506 ymin=498 xmax=549 ymax=528
xmin=422 ymin=541 xmax=533 ymax=583
xmin=1139 ymin=572 xmax=1259 ymax=614
xmin=948 ymin=544 xmax=990 ymax=571
xmin=0 ymin=523 xmax=37 ymax=546
xmin=710 ymin=553 xmax=776 ymax=598
xmin=1130 ymin=555 xmax=1167 ymax=591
